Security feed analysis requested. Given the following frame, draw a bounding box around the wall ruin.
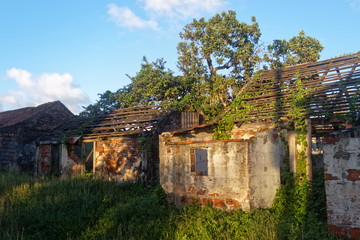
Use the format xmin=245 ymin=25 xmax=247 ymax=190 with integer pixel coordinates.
xmin=93 ymin=136 xmax=157 ymax=184
xmin=159 ymin=122 xmax=283 ymax=211
xmin=324 ymin=137 xmax=360 ymax=239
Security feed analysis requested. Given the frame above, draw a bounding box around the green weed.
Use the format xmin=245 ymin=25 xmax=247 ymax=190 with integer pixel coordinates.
xmin=0 ymin=169 xmax=350 ymax=240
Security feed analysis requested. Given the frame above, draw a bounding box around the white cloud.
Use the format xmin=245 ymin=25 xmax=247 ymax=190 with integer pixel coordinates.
xmin=107 ymin=4 xmax=159 ymax=30
xmin=107 ymin=0 xmax=227 ymax=30
xmin=139 ymin=0 xmax=227 ymax=19
xmin=1 ymin=68 xmax=90 ymax=114
xmin=7 ymin=68 xmax=34 ymax=88
xmin=348 ymin=0 xmax=360 ymax=10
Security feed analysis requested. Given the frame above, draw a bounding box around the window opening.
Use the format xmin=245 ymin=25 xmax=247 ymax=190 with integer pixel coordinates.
xmin=190 ymin=148 xmax=208 ymax=176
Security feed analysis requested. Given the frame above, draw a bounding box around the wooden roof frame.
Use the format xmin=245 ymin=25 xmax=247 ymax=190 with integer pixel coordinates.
xmin=82 ymin=105 xmax=167 ymax=141
xmin=237 ymin=53 xmax=360 ymax=135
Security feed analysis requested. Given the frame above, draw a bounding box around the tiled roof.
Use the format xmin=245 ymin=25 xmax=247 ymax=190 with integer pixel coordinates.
xmin=0 ymin=101 xmax=71 ymax=128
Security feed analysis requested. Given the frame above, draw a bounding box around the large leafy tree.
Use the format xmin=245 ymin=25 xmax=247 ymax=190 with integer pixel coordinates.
xmin=177 ymin=10 xmax=262 ymax=117
xmin=80 ymin=57 xmax=181 ymax=117
xmin=80 ymin=90 xmax=121 ymax=117
xmin=81 ymin=12 xmax=324 ymax=120
xmin=265 ymin=30 xmax=324 ymax=69
xmin=123 ymin=57 xmax=182 ymax=107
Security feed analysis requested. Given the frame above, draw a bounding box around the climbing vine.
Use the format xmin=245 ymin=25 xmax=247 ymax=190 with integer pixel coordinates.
xmin=214 ymin=70 xmax=325 ymax=238
xmin=213 ymin=73 xmax=271 ymax=140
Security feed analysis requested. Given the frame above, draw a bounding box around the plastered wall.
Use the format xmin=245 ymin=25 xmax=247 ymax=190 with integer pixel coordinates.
xmin=160 ymin=123 xmax=282 ymax=211
xmin=324 ymin=137 xmax=360 ymax=239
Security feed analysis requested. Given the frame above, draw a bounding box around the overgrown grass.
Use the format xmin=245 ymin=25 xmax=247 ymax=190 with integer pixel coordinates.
xmin=0 ymin=168 xmax=349 ymax=240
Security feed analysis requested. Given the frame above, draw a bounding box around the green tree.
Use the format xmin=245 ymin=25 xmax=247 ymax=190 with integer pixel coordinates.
xmin=177 ymin=10 xmax=262 ymax=118
xmin=80 ymin=57 xmax=181 ymax=117
xmin=123 ymin=57 xmax=182 ymax=107
xmin=80 ymin=90 xmax=120 ymax=117
xmin=81 ymin=12 xmax=324 ymax=120
xmin=265 ymin=30 xmax=324 ymax=69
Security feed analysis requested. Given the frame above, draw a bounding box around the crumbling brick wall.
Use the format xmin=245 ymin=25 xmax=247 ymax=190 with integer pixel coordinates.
xmin=94 ymin=136 xmax=156 ymax=184
xmin=60 ymin=143 xmax=83 ymax=177
xmin=159 ymin=122 xmax=283 ymax=211
xmin=0 ymin=130 xmax=19 ymax=168
xmin=324 ymin=137 xmax=360 ymax=239
xmin=0 ymin=101 xmax=73 ymax=172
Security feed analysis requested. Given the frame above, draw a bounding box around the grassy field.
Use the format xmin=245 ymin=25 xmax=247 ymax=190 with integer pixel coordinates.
xmin=0 ymin=168 xmax=346 ymax=240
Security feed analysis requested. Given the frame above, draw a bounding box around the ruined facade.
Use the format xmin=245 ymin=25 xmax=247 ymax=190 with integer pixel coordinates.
xmin=35 ymin=116 xmax=92 ymax=177
xmin=324 ymin=131 xmax=360 ymax=240
xmin=36 ymin=137 xmax=92 ymax=177
xmin=0 ymin=101 xmax=73 ymax=172
xmin=36 ymin=106 xmax=180 ymax=185
xmin=159 ymin=122 xmax=285 ymax=211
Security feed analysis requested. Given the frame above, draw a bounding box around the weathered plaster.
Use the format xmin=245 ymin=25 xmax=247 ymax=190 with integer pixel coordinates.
xmin=160 ymin=122 xmax=282 ymax=211
xmin=61 ymin=144 xmax=83 ymax=177
xmin=324 ymin=138 xmax=360 ymax=239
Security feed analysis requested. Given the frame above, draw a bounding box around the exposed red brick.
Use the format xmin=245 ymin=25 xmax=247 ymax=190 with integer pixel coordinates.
xmin=226 ymin=198 xmax=240 ymax=208
xmin=324 ymin=173 xmax=340 ymax=181
xmin=181 ymin=195 xmax=189 ymax=204
xmin=187 ymin=186 xmax=195 ymax=194
xmin=202 ymin=198 xmax=214 ymax=206
xmin=225 ymin=198 xmax=234 ymax=205
xmin=209 ymin=193 xmax=219 ymax=197
xmin=197 ymin=189 xmax=206 ymax=195
xmin=41 ymin=162 xmax=50 ymax=171
xmin=248 ymin=130 xmax=257 ymax=136
xmin=349 ymin=228 xmax=360 ymax=240
xmin=214 ymin=199 xmax=225 ymax=208
xmin=347 ymin=169 xmax=360 ymax=182
xmin=328 ymin=224 xmax=347 ymax=237
xmin=324 ymin=137 xmax=340 ymax=145
xmin=232 ymin=205 xmax=240 ymax=210
xmin=272 ymin=133 xmax=278 ymax=141
xmin=174 ymin=146 xmax=181 ymax=154
xmin=191 ymin=197 xmax=202 ymax=204
xmin=166 ymin=148 xmax=172 ymax=153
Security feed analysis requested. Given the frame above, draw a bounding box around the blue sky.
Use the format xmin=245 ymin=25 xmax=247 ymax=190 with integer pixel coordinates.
xmin=0 ymin=0 xmax=359 ymax=114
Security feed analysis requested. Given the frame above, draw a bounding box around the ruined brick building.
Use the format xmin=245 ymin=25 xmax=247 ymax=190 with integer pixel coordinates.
xmin=159 ymin=121 xmax=285 ymax=211
xmin=16 ymin=53 xmax=360 ymax=239
xmin=35 ymin=105 xmax=181 ymax=185
xmin=0 ymin=101 xmax=73 ymax=172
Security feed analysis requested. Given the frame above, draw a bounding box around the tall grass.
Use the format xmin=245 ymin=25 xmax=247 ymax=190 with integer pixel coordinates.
xmin=0 ymin=169 xmax=172 ymax=240
xmin=0 ymin=168 xmax=348 ymax=240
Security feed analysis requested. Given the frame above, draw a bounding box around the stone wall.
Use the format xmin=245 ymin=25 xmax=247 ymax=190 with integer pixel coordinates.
xmin=0 ymin=101 xmax=73 ymax=172
xmin=0 ymin=130 xmax=19 ymax=168
xmin=94 ymin=136 xmax=156 ymax=184
xmin=36 ymin=144 xmax=52 ymax=175
xmin=36 ymin=143 xmax=84 ymax=177
xmin=324 ymin=137 xmax=360 ymax=239
xmin=159 ymin=122 xmax=283 ymax=211
xmin=60 ymin=144 xmax=83 ymax=177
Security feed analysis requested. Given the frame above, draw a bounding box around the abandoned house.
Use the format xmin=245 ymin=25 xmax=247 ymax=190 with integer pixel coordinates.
xmin=159 ymin=53 xmax=360 ymax=238
xmin=35 ymin=116 xmax=92 ymax=177
xmin=31 ymin=53 xmax=360 ymax=238
xmin=160 ymin=121 xmax=286 ymax=211
xmin=35 ymin=105 xmax=181 ymax=185
xmin=0 ymin=101 xmax=73 ymax=172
